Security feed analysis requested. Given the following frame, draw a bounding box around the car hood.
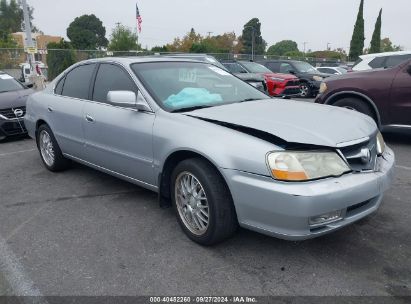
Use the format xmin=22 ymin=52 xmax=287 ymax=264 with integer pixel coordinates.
xmin=302 ymin=72 xmax=330 ymax=79
xmin=187 ymin=99 xmax=376 ymax=148
xmin=263 ymin=73 xmax=298 ymax=80
xmin=0 ymin=89 xmax=33 ymax=109
xmin=234 ymin=73 xmax=264 ymax=82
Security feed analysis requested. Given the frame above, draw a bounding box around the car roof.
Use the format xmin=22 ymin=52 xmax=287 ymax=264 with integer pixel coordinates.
xmin=76 ymin=56 xmax=211 ymax=65
xmin=360 ymin=50 xmax=411 ymax=59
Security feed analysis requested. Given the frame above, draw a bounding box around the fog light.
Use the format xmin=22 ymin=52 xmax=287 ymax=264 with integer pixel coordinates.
xmin=309 ymin=210 xmax=343 ymax=227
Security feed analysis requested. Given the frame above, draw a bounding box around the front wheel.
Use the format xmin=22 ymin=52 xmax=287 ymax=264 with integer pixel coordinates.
xmin=171 ymin=159 xmax=238 ymax=245
xmin=333 ymin=98 xmax=377 ymax=122
xmin=300 ymin=83 xmax=312 ymax=98
xmin=37 ymin=124 xmax=70 ymax=172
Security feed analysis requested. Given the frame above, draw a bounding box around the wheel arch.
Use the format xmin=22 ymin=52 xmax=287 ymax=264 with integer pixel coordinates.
xmin=157 ymin=150 xmax=233 ymax=209
xmin=324 ymin=91 xmax=382 ymax=128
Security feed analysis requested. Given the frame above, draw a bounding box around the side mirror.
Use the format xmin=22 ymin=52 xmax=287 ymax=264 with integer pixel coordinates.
xmin=26 ymin=83 xmax=34 ymax=88
xmin=107 ymin=91 xmax=136 ymax=107
xmin=289 ymin=70 xmax=296 ymax=75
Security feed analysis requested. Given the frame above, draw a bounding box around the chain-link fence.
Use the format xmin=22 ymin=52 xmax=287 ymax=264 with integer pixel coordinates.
xmin=1 ymin=48 xmax=346 ymax=81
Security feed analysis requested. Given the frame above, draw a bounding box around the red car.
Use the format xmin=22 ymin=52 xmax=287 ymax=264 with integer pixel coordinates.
xmin=315 ymin=59 xmax=411 ymax=131
xmin=222 ymin=60 xmax=301 ymax=97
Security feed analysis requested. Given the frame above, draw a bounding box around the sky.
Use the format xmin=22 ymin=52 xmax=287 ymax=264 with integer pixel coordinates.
xmin=28 ymin=0 xmax=410 ymax=52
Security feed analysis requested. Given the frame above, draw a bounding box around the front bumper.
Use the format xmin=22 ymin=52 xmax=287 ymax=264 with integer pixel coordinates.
xmin=0 ymin=117 xmax=27 ymax=140
xmin=222 ymin=147 xmax=395 ymax=240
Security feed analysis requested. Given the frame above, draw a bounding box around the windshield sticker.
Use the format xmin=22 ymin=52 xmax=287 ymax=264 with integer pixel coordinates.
xmin=0 ymin=75 xmax=13 ymax=80
xmin=179 ymin=69 xmax=197 ymax=83
xmin=208 ymin=66 xmax=230 ymax=76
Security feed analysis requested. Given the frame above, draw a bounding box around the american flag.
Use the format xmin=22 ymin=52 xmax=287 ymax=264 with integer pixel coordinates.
xmin=136 ymin=3 xmax=142 ymax=33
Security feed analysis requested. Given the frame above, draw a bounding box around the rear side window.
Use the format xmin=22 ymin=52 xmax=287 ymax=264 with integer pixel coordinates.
xmin=92 ymin=64 xmax=138 ymax=103
xmin=61 ymin=64 xmax=96 ymax=99
xmin=369 ymin=56 xmax=387 ymax=69
xmin=385 ymin=54 xmax=411 ymax=68
xmin=280 ymin=63 xmax=294 ymax=73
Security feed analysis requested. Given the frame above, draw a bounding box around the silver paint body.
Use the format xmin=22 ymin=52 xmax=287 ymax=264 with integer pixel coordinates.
xmin=24 ymin=57 xmax=395 ymax=240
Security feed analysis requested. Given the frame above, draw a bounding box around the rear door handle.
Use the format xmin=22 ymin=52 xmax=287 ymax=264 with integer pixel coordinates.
xmin=85 ymin=114 xmax=95 ymax=123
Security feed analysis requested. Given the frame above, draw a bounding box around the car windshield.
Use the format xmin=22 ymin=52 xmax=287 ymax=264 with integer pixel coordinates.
xmin=131 ymin=62 xmax=268 ymax=112
xmin=336 ymin=67 xmax=347 ymax=74
xmin=292 ymin=61 xmax=319 ymax=74
xmin=0 ymin=74 xmax=24 ymax=93
xmin=240 ymin=61 xmax=272 ymax=73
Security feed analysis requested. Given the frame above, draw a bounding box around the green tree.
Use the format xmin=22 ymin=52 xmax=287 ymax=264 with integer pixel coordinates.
xmin=380 ymin=37 xmax=403 ymax=52
xmin=241 ymin=18 xmax=266 ymax=55
xmin=267 ymin=40 xmax=299 ymax=56
xmin=0 ymin=0 xmax=39 ymax=38
xmin=47 ymin=39 xmax=76 ymax=80
xmin=349 ymin=0 xmax=365 ymax=60
xmin=151 ymin=45 xmax=169 ymax=52
xmin=0 ymin=32 xmax=17 ymax=47
xmin=67 ymin=14 xmax=108 ymax=50
xmin=108 ymin=24 xmax=139 ymax=51
xmin=369 ymin=9 xmax=382 ymax=54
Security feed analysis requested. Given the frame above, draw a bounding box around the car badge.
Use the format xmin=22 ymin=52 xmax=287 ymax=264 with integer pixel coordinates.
xmin=13 ymin=109 xmax=24 ymax=118
xmin=360 ymin=148 xmax=372 ymax=164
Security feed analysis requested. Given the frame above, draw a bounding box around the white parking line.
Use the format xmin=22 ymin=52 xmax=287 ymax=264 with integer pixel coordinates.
xmin=0 ymin=149 xmax=36 ymax=157
xmin=0 ymin=234 xmax=48 ymax=303
xmin=396 ymin=165 xmax=411 ymax=171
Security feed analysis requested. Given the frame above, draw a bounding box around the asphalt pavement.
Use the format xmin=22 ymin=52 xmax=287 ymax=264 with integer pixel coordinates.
xmin=0 ymin=128 xmax=410 ymax=299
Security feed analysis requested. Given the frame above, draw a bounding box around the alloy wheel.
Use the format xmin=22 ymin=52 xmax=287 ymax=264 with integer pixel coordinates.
xmin=175 ymin=172 xmax=210 ymax=236
xmin=39 ymin=130 xmax=55 ymax=167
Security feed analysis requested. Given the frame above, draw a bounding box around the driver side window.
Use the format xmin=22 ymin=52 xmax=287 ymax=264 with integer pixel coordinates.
xmin=280 ymin=63 xmax=294 ymax=74
xmin=92 ymin=64 xmax=138 ymax=104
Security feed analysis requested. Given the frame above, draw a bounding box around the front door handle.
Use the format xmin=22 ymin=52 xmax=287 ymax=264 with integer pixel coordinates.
xmin=85 ymin=114 xmax=95 ymax=122
xmin=47 ymin=107 xmax=53 ymax=112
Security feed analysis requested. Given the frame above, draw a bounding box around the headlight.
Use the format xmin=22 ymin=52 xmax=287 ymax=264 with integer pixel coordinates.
xmin=319 ymin=82 xmax=328 ymax=94
xmin=376 ymin=132 xmax=386 ymax=156
xmin=313 ymin=76 xmax=323 ymax=82
xmin=270 ymin=77 xmax=286 ymax=82
xmin=267 ymin=151 xmax=351 ymax=181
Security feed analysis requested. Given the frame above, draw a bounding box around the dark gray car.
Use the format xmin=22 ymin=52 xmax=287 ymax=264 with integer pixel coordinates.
xmin=0 ymin=72 xmax=34 ymax=140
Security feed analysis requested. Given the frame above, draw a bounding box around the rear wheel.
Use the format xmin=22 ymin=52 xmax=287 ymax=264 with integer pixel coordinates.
xmin=171 ymin=158 xmax=238 ymax=245
xmin=333 ymin=97 xmax=377 ymax=122
xmin=37 ymin=124 xmax=70 ymax=172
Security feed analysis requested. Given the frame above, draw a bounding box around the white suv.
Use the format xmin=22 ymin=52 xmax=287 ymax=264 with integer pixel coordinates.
xmin=353 ymin=51 xmax=411 ymax=71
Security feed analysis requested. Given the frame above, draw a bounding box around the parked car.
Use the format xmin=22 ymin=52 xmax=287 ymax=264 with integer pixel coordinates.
xmin=352 ymin=51 xmax=411 ymax=71
xmin=258 ymin=60 xmax=330 ymax=98
xmin=316 ymin=59 xmax=411 ymax=131
xmin=19 ymin=61 xmax=48 ymax=84
xmin=316 ymin=67 xmax=348 ymax=75
xmin=222 ymin=60 xmax=300 ymax=98
xmin=0 ymin=71 xmax=34 ymax=140
xmin=163 ymin=54 xmax=266 ymax=92
xmin=25 ymin=57 xmax=394 ymax=245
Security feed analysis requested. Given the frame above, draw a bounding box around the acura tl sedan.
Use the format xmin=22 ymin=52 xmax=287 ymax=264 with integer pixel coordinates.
xmin=25 ymin=57 xmax=395 ymax=245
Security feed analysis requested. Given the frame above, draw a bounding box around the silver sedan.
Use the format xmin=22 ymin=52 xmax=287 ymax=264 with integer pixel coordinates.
xmin=25 ymin=57 xmax=395 ymax=245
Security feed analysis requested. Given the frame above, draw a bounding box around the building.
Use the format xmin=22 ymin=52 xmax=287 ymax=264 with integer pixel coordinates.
xmin=12 ymin=32 xmax=63 ymax=62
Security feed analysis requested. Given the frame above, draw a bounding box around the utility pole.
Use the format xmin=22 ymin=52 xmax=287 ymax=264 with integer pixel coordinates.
xmin=207 ymin=31 xmax=213 ymax=37
xmin=244 ymin=25 xmax=255 ymax=61
xmin=327 ymin=42 xmax=331 ymax=51
xmin=303 ymin=42 xmax=308 ymax=54
xmin=22 ymin=0 xmax=34 ymax=67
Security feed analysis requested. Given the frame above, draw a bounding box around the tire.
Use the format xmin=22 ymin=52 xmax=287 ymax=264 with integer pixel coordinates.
xmin=300 ymin=82 xmax=312 ymax=98
xmin=171 ymin=158 xmax=238 ymax=245
xmin=37 ymin=124 xmax=70 ymax=172
xmin=333 ymin=97 xmax=377 ymax=122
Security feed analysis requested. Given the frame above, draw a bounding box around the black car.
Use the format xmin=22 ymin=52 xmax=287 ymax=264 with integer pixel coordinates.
xmin=163 ymin=54 xmax=266 ymax=92
xmin=0 ymin=71 xmax=34 ymax=140
xmin=257 ymin=60 xmax=330 ymax=97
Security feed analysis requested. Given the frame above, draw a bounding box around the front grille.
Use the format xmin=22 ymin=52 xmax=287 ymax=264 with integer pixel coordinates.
xmin=339 ymin=137 xmax=378 ymax=172
xmin=282 ymin=87 xmax=301 ymax=96
xmin=0 ymin=106 xmax=26 ymax=119
xmin=1 ymin=121 xmax=27 ymax=135
xmin=285 ymin=80 xmax=300 ymax=87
